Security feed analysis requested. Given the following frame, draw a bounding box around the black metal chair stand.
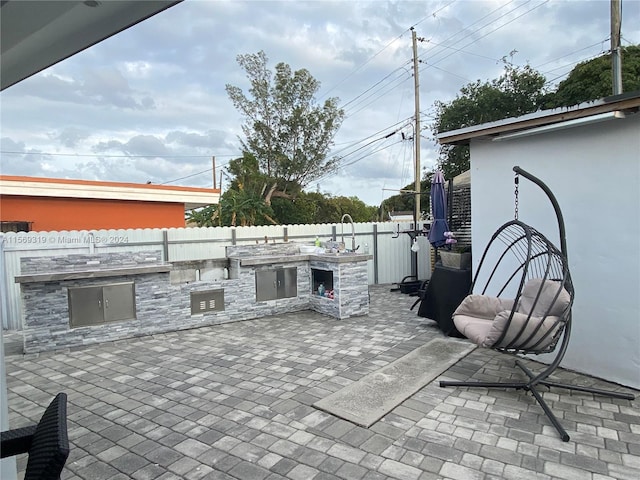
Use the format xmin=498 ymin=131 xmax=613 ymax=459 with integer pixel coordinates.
xmin=439 ymin=167 xmax=635 ymax=442
xmin=1 ymin=392 xmax=70 ymax=480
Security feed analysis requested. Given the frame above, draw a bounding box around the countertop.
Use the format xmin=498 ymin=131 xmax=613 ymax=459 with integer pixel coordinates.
xmin=236 ymin=253 xmax=372 ymax=266
xmin=15 ymin=264 xmax=172 ymax=283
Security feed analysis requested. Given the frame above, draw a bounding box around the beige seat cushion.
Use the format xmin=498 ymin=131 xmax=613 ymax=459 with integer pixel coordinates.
xmin=453 ymin=279 xmax=570 ymax=350
xmin=452 ymin=315 xmax=493 ymax=345
xmin=483 ymin=311 xmax=563 ymax=349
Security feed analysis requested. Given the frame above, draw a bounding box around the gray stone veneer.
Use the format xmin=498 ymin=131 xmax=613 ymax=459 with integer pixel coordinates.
xmin=18 ymin=246 xmax=370 ymax=353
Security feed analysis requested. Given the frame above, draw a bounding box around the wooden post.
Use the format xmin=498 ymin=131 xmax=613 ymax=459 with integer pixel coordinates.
xmin=611 ymin=0 xmax=622 ymax=95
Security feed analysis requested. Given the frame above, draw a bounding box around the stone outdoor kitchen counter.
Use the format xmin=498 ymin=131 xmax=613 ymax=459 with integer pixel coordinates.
xmin=15 ymin=264 xmax=172 ymax=283
xmin=17 ymin=244 xmax=372 ymax=353
xmin=235 ymin=252 xmax=372 ymax=266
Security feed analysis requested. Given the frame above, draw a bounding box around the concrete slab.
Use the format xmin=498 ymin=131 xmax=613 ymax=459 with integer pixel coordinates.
xmin=314 ymin=338 xmax=476 ymax=427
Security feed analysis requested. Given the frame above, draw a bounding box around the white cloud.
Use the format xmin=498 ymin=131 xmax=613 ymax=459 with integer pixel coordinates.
xmin=1 ymin=0 xmax=638 ymax=205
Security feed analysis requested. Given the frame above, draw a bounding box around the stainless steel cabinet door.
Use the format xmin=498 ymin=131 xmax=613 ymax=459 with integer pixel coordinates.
xmin=278 ymin=268 xmax=297 ymax=299
xmin=103 ymin=282 xmax=136 ymax=322
xmin=256 ymin=268 xmax=297 ymax=301
xmin=68 ymin=282 xmax=136 ymax=327
xmin=68 ymin=285 xmax=103 ymax=327
xmin=255 ymin=270 xmax=277 ymax=301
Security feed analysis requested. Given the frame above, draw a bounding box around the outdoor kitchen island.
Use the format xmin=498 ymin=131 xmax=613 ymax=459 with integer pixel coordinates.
xmin=16 ymin=243 xmax=371 ymax=353
xmin=226 ymin=242 xmax=372 ymax=320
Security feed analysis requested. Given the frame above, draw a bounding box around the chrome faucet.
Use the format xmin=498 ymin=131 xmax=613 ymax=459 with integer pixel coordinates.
xmin=341 ymin=214 xmax=356 ymax=251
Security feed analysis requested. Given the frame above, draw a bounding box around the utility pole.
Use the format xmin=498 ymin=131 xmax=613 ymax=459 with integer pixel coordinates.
xmin=410 ymin=27 xmax=422 ymax=280
xmin=411 ymin=28 xmax=421 ymax=226
xmin=212 ymin=156 xmax=217 ymax=189
xmin=611 ymin=0 xmax=622 ymax=95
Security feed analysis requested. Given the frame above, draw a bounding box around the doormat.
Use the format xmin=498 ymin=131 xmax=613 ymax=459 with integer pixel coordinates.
xmin=313 ymin=338 xmax=475 ymax=427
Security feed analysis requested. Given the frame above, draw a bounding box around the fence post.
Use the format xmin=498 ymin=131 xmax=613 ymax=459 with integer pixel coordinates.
xmin=231 ymin=228 xmax=237 ymax=245
xmin=0 ymin=237 xmax=8 ymax=330
xmin=162 ymin=230 xmax=169 ymax=262
xmin=283 ymin=227 xmax=288 ymax=242
xmin=373 ymin=223 xmax=379 ymax=285
xmin=331 ymin=225 xmax=336 ymax=242
xmin=88 ymin=232 xmax=95 ymax=254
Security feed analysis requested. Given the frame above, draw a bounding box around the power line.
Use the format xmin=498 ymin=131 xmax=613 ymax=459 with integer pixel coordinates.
xmin=316 ymin=139 xmax=403 ymax=183
xmin=160 ymin=168 xmax=215 ymax=185
xmin=0 ymin=151 xmax=238 ymax=159
xmin=319 ymin=0 xmax=457 ymax=102
xmin=0 ymin=149 xmax=239 ymax=187
xmin=533 ymin=39 xmax=609 ymax=70
xmin=418 ymin=0 xmax=521 ymax=66
xmin=355 ymin=1 xmax=533 ymax=113
xmin=413 ymin=0 xmax=550 ymax=89
xmin=340 ymin=64 xmax=411 ymax=111
xmin=343 ymin=72 xmax=413 ymax=118
xmin=419 ymin=60 xmax=471 ymax=82
xmin=419 ymin=39 xmax=501 ymax=64
xmin=330 ymin=117 xmax=412 ymax=157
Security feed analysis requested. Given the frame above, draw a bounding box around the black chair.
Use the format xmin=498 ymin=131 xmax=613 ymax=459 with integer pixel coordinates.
xmin=1 ymin=393 xmax=69 ymax=480
xmin=409 ymin=279 xmax=429 ymax=310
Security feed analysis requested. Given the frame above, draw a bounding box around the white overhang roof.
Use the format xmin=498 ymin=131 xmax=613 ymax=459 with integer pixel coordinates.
xmin=1 ymin=0 xmax=182 ymax=91
xmin=437 ymin=91 xmax=640 ymax=145
xmin=0 ymin=176 xmax=220 ymax=210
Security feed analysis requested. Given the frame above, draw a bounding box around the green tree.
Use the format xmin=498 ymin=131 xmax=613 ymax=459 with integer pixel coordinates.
xmin=305 ymin=191 xmax=341 ymax=224
xmin=379 ymin=177 xmax=431 ymax=221
xmin=271 ymin=194 xmax=316 ymax=225
xmin=220 ymin=188 xmax=277 ymax=227
xmin=186 ymin=204 xmax=219 ymax=227
xmin=225 ymin=51 xmax=345 ymax=203
xmin=225 ymin=153 xmax=269 ymax=194
xmin=329 ymin=196 xmax=378 ymax=223
xmin=432 ymin=63 xmax=547 ymax=178
xmin=546 ymin=45 xmax=640 ymax=108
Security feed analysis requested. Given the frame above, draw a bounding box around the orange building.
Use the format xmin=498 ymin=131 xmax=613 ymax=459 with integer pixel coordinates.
xmin=0 ymin=175 xmax=220 ymax=232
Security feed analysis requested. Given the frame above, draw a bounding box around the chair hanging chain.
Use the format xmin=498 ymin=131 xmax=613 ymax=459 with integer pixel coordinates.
xmin=514 ymin=172 xmax=519 ymax=220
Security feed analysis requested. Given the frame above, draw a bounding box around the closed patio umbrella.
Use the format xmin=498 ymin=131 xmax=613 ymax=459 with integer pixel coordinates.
xmin=428 ymin=170 xmax=450 ymax=249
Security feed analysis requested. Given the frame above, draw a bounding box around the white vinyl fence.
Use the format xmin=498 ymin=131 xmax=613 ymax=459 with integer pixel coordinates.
xmin=1 ymin=222 xmax=432 ymax=330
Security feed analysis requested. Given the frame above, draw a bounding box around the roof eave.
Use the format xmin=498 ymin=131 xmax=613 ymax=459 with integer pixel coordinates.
xmin=437 ymin=91 xmax=640 ymax=146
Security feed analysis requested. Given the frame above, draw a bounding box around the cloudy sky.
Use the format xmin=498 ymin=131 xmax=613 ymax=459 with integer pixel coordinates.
xmin=1 ymin=0 xmax=638 ymax=206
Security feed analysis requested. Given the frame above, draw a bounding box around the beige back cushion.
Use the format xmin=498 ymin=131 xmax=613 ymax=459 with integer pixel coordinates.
xmin=518 ymin=278 xmax=571 ymax=317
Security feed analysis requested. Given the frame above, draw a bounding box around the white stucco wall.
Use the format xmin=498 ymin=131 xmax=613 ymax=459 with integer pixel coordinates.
xmin=469 ymin=113 xmax=640 ymax=389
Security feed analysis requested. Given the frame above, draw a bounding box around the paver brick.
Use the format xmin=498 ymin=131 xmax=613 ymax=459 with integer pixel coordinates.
xmin=167 ymin=457 xmax=201 ymax=476
xmin=378 ymin=458 xmax=422 ymax=480
xmin=270 ymin=458 xmax=298 ymax=476
xmin=439 ymin=462 xmax=484 ymax=480
xmin=327 ymin=443 xmax=367 ymax=464
xmin=288 ymin=464 xmax=321 ymax=480
xmin=145 ymin=445 xmax=184 ymax=467
xmin=4 ymin=286 xmax=638 ymax=480
xmin=227 ymin=461 xmax=271 ymax=480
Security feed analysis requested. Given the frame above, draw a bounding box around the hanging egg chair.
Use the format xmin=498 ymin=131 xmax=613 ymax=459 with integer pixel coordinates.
xmin=440 ymin=166 xmax=635 ymax=442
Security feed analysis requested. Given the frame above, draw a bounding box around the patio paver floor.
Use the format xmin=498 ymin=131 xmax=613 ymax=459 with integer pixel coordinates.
xmin=4 ymin=285 xmax=639 ymax=480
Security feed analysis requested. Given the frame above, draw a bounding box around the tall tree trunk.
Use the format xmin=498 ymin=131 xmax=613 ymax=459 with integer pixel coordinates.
xmin=264 ymin=182 xmax=279 ymax=206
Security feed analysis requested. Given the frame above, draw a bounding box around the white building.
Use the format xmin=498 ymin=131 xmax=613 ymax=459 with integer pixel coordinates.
xmin=438 ymin=92 xmax=640 ymax=389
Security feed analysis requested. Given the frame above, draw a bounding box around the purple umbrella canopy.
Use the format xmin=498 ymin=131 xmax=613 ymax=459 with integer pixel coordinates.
xmin=428 ymin=170 xmax=450 ymax=248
